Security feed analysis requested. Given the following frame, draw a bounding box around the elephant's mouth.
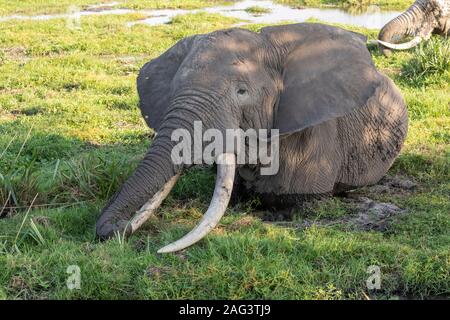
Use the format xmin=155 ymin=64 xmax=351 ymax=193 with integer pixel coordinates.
xmin=128 ymin=153 xmax=236 ymax=253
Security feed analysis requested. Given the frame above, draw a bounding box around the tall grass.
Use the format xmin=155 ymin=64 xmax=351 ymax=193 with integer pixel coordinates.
xmin=401 ymin=37 xmax=450 ymax=86
xmin=245 ymin=6 xmax=272 ymax=15
xmin=0 ymin=150 xmax=139 ymax=216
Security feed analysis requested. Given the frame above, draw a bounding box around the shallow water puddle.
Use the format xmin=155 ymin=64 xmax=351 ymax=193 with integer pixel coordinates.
xmin=0 ymin=0 xmax=401 ymax=29
xmin=202 ymin=0 xmax=401 ymax=29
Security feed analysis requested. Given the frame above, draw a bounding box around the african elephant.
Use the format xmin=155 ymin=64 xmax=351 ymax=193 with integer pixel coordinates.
xmin=378 ymin=0 xmax=450 ymax=56
xmin=96 ymin=23 xmax=408 ymax=253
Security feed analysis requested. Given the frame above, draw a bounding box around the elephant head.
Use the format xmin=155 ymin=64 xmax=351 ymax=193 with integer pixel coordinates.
xmin=96 ymin=24 xmax=392 ymax=253
xmin=378 ymin=0 xmax=450 ymax=56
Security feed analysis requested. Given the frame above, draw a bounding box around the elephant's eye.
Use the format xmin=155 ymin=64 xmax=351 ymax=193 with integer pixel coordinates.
xmin=237 ymin=88 xmax=247 ymax=95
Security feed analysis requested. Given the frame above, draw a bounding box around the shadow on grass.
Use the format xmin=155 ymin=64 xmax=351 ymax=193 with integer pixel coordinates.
xmin=0 ymin=120 xmax=219 ymax=218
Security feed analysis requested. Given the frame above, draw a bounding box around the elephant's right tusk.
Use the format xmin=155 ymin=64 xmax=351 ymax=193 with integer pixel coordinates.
xmin=157 ymin=153 xmax=236 ymax=253
xmin=129 ymin=173 xmax=180 ymax=233
xmin=377 ymin=36 xmax=423 ymax=50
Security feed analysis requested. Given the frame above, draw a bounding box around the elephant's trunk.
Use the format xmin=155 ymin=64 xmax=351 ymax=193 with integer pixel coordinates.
xmin=378 ymin=0 xmax=430 ymax=55
xmin=97 ymin=92 xmax=238 ymax=248
xmin=96 ymin=125 xmax=183 ymax=239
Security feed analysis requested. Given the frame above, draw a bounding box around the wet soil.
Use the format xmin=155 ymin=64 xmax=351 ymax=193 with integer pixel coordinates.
xmin=253 ymin=174 xmax=416 ymax=232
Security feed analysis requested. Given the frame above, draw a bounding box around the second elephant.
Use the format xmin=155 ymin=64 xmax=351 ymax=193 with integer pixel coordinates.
xmin=378 ymin=0 xmax=450 ymax=55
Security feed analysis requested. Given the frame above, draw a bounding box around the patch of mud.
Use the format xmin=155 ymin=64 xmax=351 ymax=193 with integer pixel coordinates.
xmin=11 ymin=106 xmax=44 ymax=116
xmin=264 ymin=196 xmax=406 ymax=232
xmin=114 ymin=56 xmax=141 ymax=75
xmin=228 ymin=216 xmax=255 ymax=231
xmin=31 ymin=216 xmax=51 ymax=227
xmin=363 ymin=175 xmax=417 ymax=195
xmin=175 ymin=251 xmax=188 ymax=261
xmin=146 ymin=266 xmax=170 ymax=279
xmin=115 ymin=55 xmax=139 ymax=64
xmin=341 ymin=197 xmax=406 ymax=231
xmin=133 ymin=238 xmax=147 ymax=252
xmin=382 ymin=175 xmax=417 ymax=190
xmin=1 ymin=46 xmax=29 ymax=63
xmin=10 ymin=276 xmax=28 ymax=290
xmin=1 ymin=103 xmax=43 ymax=121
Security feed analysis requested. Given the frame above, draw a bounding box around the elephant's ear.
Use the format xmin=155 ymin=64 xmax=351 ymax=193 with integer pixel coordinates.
xmin=262 ymin=24 xmax=382 ymax=136
xmin=137 ymin=35 xmax=199 ymax=131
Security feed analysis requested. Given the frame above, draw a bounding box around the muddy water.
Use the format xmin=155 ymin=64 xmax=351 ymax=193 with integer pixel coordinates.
xmin=202 ymin=0 xmax=401 ymax=29
xmin=0 ymin=0 xmax=401 ymax=29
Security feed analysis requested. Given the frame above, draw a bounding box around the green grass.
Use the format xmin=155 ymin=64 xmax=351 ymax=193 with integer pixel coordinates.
xmin=0 ymin=7 xmax=449 ymax=299
xmin=245 ymin=6 xmax=272 ymax=15
xmin=401 ymin=37 xmax=450 ymax=87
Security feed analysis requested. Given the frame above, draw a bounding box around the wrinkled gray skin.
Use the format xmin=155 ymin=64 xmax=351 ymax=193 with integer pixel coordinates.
xmin=96 ymin=23 xmax=408 ymax=240
xmin=379 ymin=0 xmax=450 ymax=56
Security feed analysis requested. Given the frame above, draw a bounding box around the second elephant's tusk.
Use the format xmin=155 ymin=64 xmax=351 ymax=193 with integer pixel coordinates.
xmin=377 ymin=36 xmax=422 ymax=50
xmin=158 ymin=153 xmax=236 ymax=253
xmin=129 ymin=173 xmax=180 ymax=233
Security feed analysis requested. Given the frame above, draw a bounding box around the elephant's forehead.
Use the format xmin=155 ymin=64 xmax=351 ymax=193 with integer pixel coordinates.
xmin=179 ymin=49 xmax=258 ymax=79
xmin=191 ymin=29 xmax=263 ymax=61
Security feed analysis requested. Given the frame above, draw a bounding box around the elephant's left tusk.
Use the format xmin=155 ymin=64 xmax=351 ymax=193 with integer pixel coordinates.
xmin=157 ymin=153 xmax=236 ymax=253
xmin=129 ymin=173 xmax=180 ymax=233
xmin=377 ymin=36 xmax=422 ymax=50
